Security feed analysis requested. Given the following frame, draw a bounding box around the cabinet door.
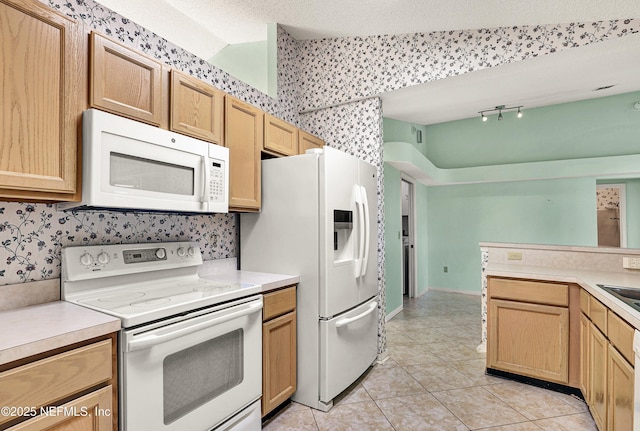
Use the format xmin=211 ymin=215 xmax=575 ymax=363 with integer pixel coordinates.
xmin=264 ymin=114 xmax=298 ymax=156
xmin=224 ymin=96 xmax=263 ymax=211
xmin=608 ymin=344 xmax=634 ymax=431
xmin=90 ymin=32 xmax=163 ymax=126
xmin=262 ymin=311 xmax=297 ymax=416
xmin=298 ymin=130 xmax=324 ymax=154
xmin=488 ymin=299 xmax=569 ymax=383
xmin=580 ymin=313 xmax=590 ymax=403
xmin=590 ymin=322 xmax=608 ymax=431
xmin=170 ymin=70 xmax=224 ymax=144
xmin=7 ymin=386 xmax=112 ymax=431
xmin=0 ymin=0 xmax=83 ymax=200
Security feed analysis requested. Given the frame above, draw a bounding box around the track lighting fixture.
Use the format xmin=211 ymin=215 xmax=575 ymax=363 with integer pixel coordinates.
xmin=478 ymin=105 xmax=524 ymax=122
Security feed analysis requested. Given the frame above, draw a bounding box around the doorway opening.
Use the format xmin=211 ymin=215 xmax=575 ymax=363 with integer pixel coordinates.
xmin=596 ymin=184 xmax=627 ymax=248
xmin=401 ymin=177 xmax=416 ymax=297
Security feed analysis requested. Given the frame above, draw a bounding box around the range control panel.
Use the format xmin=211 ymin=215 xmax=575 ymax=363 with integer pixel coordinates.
xmin=62 ymin=242 xmax=202 ymax=282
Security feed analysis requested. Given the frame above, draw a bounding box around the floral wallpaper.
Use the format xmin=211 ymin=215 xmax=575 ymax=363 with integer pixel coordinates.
xmin=296 ymin=19 xmax=639 ymax=111
xmin=0 ymin=203 xmax=236 ymax=284
xmin=597 ymin=186 xmax=621 ymax=210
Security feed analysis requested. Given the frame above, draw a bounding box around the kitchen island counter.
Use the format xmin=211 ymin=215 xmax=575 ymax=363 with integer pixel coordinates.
xmin=0 ymin=301 xmax=120 ymax=366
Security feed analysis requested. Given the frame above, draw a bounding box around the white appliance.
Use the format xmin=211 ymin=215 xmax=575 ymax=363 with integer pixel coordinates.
xmin=240 ymin=146 xmax=378 ymax=411
xmin=61 ymin=242 xmax=262 ymax=431
xmin=58 ymin=109 xmax=229 ymax=213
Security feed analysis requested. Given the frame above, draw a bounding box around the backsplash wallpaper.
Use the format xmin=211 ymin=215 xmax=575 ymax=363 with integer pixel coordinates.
xmin=0 ymin=203 xmax=236 ymax=284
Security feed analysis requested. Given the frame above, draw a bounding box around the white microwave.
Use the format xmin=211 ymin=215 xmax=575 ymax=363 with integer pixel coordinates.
xmin=59 ymin=109 xmax=228 ymax=214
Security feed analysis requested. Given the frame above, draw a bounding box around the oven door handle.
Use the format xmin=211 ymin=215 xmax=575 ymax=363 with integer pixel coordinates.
xmin=127 ymin=301 xmax=262 ymax=352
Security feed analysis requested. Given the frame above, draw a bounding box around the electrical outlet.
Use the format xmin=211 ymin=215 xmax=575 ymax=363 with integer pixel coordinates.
xmin=622 ymin=257 xmax=640 ymax=270
xmin=443 ymin=266 xmax=448 ymax=273
xmin=507 ymin=251 xmax=523 ymax=261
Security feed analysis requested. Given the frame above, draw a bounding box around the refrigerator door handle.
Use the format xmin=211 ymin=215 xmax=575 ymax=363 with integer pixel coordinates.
xmin=353 ymin=185 xmax=365 ymax=278
xmin=360 ymin=185 xmax=370 ymax=277
xmin=335 ymin=302 xmax=377 ymax=328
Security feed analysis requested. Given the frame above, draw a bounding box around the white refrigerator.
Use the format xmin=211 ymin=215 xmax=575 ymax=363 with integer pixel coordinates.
xmin=240 ymin=146 xmax=378 ymax=411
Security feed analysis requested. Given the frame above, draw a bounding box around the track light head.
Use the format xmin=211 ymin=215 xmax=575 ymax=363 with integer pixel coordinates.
xmin=478 ymin=105 xmax=524 ymax=122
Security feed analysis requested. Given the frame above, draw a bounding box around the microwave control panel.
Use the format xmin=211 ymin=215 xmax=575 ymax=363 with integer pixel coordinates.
xmin=209 ymin=159 xmax=225 ymax=202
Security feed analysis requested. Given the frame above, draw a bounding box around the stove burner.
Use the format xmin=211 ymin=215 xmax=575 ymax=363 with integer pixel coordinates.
xmin=130 ymin=297 xmax=172 ymax=307
xmin=98 ymin=292 xmax=145 ymax=302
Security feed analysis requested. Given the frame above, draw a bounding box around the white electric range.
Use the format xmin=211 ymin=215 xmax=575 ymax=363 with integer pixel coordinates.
xmin=61 ymin=242 xmax=263 ymax=431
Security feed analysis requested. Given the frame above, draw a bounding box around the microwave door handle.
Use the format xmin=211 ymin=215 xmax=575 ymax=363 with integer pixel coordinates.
xmin=360 ymin=185 xmax=370 ymax=277
xmin=127 ymin=301 xmax=262 ymax=352
xmin=201 ymin=156 xmax=211 ymax=211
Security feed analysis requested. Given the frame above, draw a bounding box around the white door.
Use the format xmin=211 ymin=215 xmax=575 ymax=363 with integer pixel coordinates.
xmin=357 ymin=159 xmax=378 ymax=303
xmin=319 ymin=297 xmax=378 ymax=402
xmin=320 ymin=147 xmax=361 ymax=318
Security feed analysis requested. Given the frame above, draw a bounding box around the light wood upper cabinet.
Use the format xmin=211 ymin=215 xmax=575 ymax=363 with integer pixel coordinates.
xmin=90 ymin=31 xmax=163 ymax=126
xmin=298 ymin=130 xmax=324 ymax=154
xmin=224 ymin=95 xmax=263 ymax=212
xmin=264 ymin=114 xmax=298 ymax=156
xmin=0 ymin=0 xmax=84 ymax=201
xmin=170 ymin=70 xmax=224 ymax=144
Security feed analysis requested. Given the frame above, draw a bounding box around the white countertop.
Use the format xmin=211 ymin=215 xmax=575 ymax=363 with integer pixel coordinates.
xmin=200 ymin=268 xmax=299 ymax=293
xmin=0 ymin=301 xmax=121 ymax=366
xmin=486 ymin=264 xmax=640 ymax=329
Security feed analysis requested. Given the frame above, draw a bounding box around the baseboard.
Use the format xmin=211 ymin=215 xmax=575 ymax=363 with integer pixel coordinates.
xmin=385 ymin=305 xmax=403 ymax=321
xmin=427 ymin=286 xmax=482 ymax=296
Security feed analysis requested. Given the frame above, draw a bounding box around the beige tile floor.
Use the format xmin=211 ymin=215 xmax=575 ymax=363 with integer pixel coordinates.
xmin=262 ymin=290 xmax=598 ymax=431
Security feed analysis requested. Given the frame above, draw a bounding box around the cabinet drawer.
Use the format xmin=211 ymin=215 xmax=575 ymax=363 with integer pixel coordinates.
xmin=263 ymin=286 xmax=296 ymax=321
xmin=590 ymin=297 xmax=608 ymax=335
xmin=580 ymin=289 xmax=589 ymax=315
xmin=0 ymin=340 xmax=112 ymax=426
xmin=489 ymin=278 xmax=568 ymax=306
xmin=608 ymin=311 xmax=635 ymax=365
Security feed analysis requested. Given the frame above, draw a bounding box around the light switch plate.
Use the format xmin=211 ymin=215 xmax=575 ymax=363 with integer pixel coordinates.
xmin=507 ymin=251 xmax=523 ymax=261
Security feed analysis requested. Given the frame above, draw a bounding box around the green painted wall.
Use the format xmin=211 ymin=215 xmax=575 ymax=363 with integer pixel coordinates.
xmin=426 ymin=178 xmax=598 ymax=292
xmin=209 ymin=31 xmax=277 ymax=98
xmin=383 ymin=117 xmax=427 ymax=154
xmin=425 ymin=91 xmax=640 ymax=169
xmin=415 ymin=181 xmax=429 ymax=296
xmin=383 ymin=164 xmax=403 ymax=315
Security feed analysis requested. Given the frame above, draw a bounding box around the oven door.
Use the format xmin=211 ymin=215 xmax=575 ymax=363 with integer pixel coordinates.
xmin=121 ymin=296 xmax=262 ymax=431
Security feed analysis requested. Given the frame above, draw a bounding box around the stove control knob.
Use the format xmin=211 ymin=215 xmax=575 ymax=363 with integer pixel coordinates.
xmin=97 ymin=252 xmax=110 ymax=265
xmin=80 ymin=253 xmax=94 ymax=266
xmin=187 ymin=247 xmax=196 ymax=257
xmin=155 ymin=248 xmax=166 ymax=259
xmin=177 ymin=247 xmax=186 ymax=257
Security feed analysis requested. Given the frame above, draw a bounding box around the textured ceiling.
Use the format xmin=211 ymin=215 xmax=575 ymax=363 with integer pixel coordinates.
xmin=94 ymin=0 xmax=640 ymax=124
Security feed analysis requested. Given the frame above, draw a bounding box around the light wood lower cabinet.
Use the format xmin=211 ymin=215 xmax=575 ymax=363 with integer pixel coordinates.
xmin=488 ymin=299 xmax=569 ymax=383
xmin=608 ymin=344 xmax=634 ymax=431
xmin=6 ymin=386 xmax=112 ymax=431
xmin=262 ymin=286 xmax=297 ymax=417
xmin=487 ymin=278 xmax=570 ymax=384
xmin=580 ymin=313 xmax=591 ymax=402
xmin=590 ymin=321 xmax=608 ymax=430
xmin=581 ymin=290 xmax=635 ymax=431
xmin=0 ymin=336 xmax=117 ymax=431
